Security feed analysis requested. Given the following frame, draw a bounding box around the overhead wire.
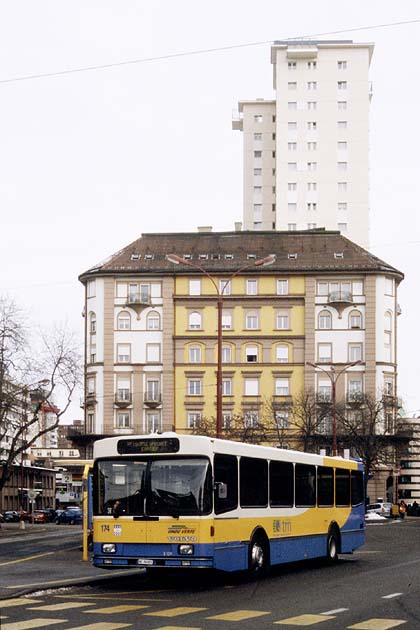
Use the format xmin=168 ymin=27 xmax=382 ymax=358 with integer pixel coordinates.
xmin=0 ymin=18 xmax=419 ymax=86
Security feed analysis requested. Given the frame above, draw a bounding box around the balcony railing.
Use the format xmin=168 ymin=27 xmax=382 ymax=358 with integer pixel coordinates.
xmin=317 ymin=393 xmax=332 ymax=404
xmin=125 ymin=293 xmax=151 ymax=306
xmin=347 ymin=391 xmax=365 ymax=404
xmin=144 ymin=392 xmax=162 ymax=408
xmin=382 ymin=394 xmax=400 ymax=408
xmin=80 ymin=393 xmax=97 ymax=408
xmin=124 ymin=292 xmax=151 ymax=315
xmin=328 ymin=290 xmax=353 ymax=304
xmin=114 ymin=393 xmax=133 ymax=408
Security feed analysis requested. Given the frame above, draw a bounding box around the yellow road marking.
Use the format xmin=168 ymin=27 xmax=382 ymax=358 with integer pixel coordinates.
xmin=85 ymin=605 xmax=149 ymax=614
xmin=0 ymin=552 xmax=54 ymax=567
xmin=29 ymin=602 xmax=96 ymax=611
xmin=348 ymin=620 xmax=407 ymax=629
xmin=144 ymin=607 xmax=208 ymax=617
xmin=208 ymin=610 xmax=270 ymax=621
xmin=54 ymin=594 xmax=173 ymax=601
xmin=62 ymin=625 xmax=132 ymax=630
xmin=0 ymin=599 xmax=43 ymax=609
xmin=275 ymin=614 xmax=335 ymax=626
xmin=0 ymin=619 xmax=64 ymax=630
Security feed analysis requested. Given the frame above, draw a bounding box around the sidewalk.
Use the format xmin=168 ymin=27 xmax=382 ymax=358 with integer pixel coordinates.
xmin=0 ymin=521 xmax=51 ymax=539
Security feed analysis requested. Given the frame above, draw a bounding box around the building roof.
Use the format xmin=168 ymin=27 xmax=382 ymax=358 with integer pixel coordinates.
xmin=79 ymin=229 xmax=403 ymax=282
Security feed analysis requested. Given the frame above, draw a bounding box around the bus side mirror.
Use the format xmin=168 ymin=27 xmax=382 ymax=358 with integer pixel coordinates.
xmin=214 ymin=482 xmax=227 ymax=499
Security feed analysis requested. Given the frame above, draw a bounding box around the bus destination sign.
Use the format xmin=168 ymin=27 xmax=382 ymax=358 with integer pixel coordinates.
xmin=117 ymin=438 xmax=180 ymax=455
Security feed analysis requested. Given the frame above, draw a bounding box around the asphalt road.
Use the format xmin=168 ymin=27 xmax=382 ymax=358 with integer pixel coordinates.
xmin=1 ymin=519 xmax=419 ymax=629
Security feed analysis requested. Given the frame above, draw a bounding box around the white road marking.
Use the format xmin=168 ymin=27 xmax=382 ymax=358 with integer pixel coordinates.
xmin=321 ymin=608 xmax=349 ymax=614
xmin=382 ymin=593 xmax=403 ymax=599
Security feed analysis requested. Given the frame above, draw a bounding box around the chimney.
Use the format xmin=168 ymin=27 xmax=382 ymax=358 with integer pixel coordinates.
xmin=197 ymin=226 xmax=212 ymax=233
xmin=234 ymin=222 xmax=242 ymax=232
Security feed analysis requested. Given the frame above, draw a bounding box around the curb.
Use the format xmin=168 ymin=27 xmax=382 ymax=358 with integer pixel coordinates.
xmin=0 ymin=567 xmax=145 ymax=601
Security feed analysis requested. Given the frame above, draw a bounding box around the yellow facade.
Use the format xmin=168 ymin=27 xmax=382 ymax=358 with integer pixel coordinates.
xmin=174 ymin=274 xmax=306 ymax=433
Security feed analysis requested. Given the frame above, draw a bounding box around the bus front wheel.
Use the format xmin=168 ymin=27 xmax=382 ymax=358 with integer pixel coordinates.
xmin=248 ymin=533 xmax=269 ymax=577
xmin=326 ymin=531 xmax=339 ymax=562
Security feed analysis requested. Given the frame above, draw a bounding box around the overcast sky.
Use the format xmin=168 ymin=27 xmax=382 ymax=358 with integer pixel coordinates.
xmin=1 ymin=1 xmax=419 ymax=422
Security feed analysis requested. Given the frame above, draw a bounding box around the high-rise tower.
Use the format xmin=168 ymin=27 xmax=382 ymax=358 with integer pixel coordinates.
xmin=233 ymin=40 xmax=374 ymax=248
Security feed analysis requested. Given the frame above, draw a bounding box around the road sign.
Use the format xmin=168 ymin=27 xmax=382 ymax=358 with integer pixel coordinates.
xmin=27 ymin=489 xmax=37 ymax=500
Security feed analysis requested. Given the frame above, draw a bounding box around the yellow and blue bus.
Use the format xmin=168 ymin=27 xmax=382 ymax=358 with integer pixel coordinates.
xmin=92 ymin=433 xmax=365 ymax=575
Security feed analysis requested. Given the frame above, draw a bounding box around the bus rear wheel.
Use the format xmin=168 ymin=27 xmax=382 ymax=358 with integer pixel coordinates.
xmin=248 ymin=534 xmax=269 ymax=578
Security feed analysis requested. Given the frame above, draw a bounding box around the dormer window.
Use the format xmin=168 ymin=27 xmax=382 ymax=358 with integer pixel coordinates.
xmin=334 ymin=252 xmax=344 ymax=259
xmin=130 ymin=253 xmax=140 ymax=260
xmin=288 ymin=253 xmax=297 ymax=260
xmin=183 ymin=254 xmax=192 ymax=260
xmin=144 ymin=254 xmax=154 ymax=260
xmin=198 ymin=254 xmax=208 ymax=260
xmin=247 ymin=253 xmax=256 ymax=260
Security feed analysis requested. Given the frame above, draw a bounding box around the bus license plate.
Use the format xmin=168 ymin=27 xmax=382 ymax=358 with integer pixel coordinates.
xmin=137 ymin=558 xmax=154 ymax=566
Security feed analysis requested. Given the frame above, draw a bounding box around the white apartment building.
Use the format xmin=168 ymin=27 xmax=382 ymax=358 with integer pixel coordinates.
xmin=310 ymin=274 xmax=399 ymax=422
xmin=233 ymin=40 xmax=374 ymax=248
xmin=82 ymin=272 xmax=168 ymax=441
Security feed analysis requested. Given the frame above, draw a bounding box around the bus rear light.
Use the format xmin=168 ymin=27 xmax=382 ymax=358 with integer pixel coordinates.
xmin=179 ymin=544 xmax=194 ymax=555
xmin=102 ymin=543 xmax=116 ymax=553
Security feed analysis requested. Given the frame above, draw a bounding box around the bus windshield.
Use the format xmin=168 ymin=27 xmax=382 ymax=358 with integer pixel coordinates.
xmin=95 ymin=457 xmax=212 ymax=517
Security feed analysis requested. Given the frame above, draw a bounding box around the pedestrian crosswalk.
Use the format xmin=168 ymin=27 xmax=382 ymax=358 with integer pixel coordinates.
xmin=0 ymin=596 xmax=409 ymax=629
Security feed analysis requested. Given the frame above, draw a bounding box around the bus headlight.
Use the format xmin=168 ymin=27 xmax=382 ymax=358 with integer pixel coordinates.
xmin=102 ymin=543 xmax=116 ymax=553
xmin=178 ymin=544 xmax=194 ymax=555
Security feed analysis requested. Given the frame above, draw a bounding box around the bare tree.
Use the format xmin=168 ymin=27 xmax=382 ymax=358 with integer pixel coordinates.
xmin=191 ymin=409 xmax=269 ymax=444
xmin=290 ymin=389 xmax=333 ymax=453
xmin=0 ymin=297 xmax=82 ymax=493
xmin=337 ymin=392 xmax=402 ymax=495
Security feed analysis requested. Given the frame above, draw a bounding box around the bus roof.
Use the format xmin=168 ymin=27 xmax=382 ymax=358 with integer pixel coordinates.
xmin=93 ymin=433 xmax=359 ymax=469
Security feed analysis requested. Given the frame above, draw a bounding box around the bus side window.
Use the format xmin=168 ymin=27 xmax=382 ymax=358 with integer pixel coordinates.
xmin=336 ymin=468 xmax=351 ymax=506
xmin=351 ymin=470 xmax=364 ymax=506
xmin=295 ymin=463 xmax=316 ymax=507
xmin=214 ymin=454 xmax=238 ymax=514
xmin=240 ymin=457 xmax=268 ymax=508
xmin=317 ymin=466 xmax=334 ymax=507
xmin=270 ymin=461 xmax=294 ymax=507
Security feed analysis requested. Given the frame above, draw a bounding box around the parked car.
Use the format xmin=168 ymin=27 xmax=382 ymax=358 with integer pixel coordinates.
xmin=3 ymin=510 xmax=30 ymax=522
xmin=42 ymin=508 xmax=57 ymax=522
xmin=366 ymin=502 xmax=392 ymax=517
xmin=55 ymin=508 xmax=83 ymax=525
xmin=32 ymin=510 xmax=48 ymax=524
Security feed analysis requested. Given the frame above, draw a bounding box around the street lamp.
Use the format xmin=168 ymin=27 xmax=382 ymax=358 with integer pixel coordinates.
xmin=167 ymin=253 xmax=276 ymax=438
xmin=306 ymin=360 xmax=362 ymax=456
